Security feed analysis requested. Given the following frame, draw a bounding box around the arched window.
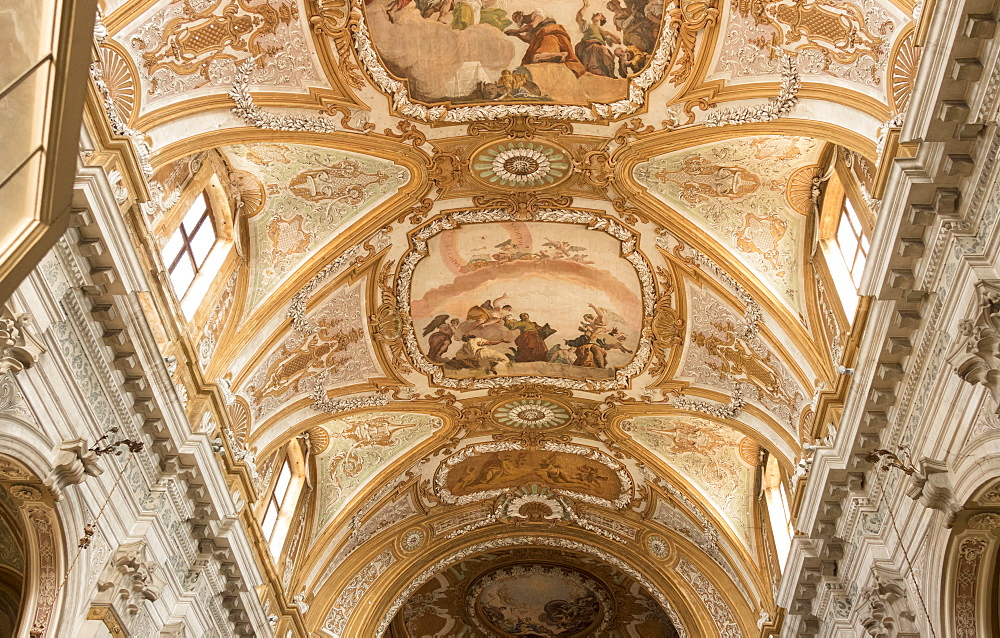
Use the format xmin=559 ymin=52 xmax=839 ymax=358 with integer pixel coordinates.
xmin=763 ymin=456 xmax=793 ymax=571
xmin=161 ymin=192 xmax=217 ymax=299
xmin=260 ymin=443 xmax=306 ymax=560
xmin=817 ymin=155 xmax=874 ymax=322
xmin=153 ymin=159 xmax=235 ymax=320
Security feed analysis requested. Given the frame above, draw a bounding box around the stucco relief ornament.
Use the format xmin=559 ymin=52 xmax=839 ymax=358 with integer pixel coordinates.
xmin=229 ymin=58 xmax=370 ymax=133
xmin=0 ymin=307 xmax=46 ymax=375
xmin=950 ymin=280 xmax=1000 ymax=413
xmin=473 ymin=141 xmax=570 ymax=188
xmin=705 ymin=53 xmax=800 ymax=127
xmin=647 ymin=534 xmax=670 ymax=559
xmin=671 ymin=382 xmax=746 ymax=419
xmin=89 ymin=62 xmax=154 ymax=182
xmin=492 ymin=398 xmax=571 ymax=429
xmin=400 ymin=527 xmax=425 ymax=552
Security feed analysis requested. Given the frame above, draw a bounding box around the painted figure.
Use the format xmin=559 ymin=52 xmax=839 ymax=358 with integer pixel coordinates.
xmin=505 ymin=313 xmax=554 ymax=362
xmin=575 ymin=3 xmax=621 ymax=77
xmin=453 ymin=335 xmax=510 ymax=374
xmin=605 ymin=0 xmax=658 ymax=53
xmin=451 ymin=0 xmax=511 ymax=30
xmin=424 ymin=316 xmax=461 ymax=362
xmin=504 ymin=11 xmax=587 ymax=76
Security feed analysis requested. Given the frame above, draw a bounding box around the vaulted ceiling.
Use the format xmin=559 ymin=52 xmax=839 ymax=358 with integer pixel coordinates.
xmin=95 ymin=0 xmax=918 ymax=634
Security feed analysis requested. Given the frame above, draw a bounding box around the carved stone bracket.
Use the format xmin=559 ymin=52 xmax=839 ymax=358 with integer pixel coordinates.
xmin=904 ymin=458 xmax=961 ymax=527
xmin=95 ymin=540 xmax=164 ymax=615
xmin=859 ymin=568 xmax=920 ymax=637
xmin=950 ymin=280 xmax=1000 ymax=411
xmin=0 ymin=307 xmax=46 ymax=375
xmin=45 ymin=438 xmax=104 ymax=500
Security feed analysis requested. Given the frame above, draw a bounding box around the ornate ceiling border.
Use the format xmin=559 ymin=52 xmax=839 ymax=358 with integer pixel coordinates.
xmin=348 ymin=1 xmax=681 ymax=122
xmin=395 ymin=208 xmax=656 ymax=391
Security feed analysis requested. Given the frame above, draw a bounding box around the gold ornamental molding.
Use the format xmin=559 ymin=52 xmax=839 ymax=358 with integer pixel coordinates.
xmin=86 ymin=606 xmax=127 ymax=638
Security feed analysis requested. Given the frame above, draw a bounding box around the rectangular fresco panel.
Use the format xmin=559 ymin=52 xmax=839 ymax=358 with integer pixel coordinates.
xmin=410 ymin=221 xmax=643 ymax=380
xmin=366 ymin=0 xmax=665 ymax=104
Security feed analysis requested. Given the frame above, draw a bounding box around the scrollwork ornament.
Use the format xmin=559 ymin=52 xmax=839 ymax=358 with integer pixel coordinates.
xmin=369 ymin=261 xmax=412 ymax=374
xmin=649 ymin=266 xmax=685 ymax=379
xmin=705 ymin=54 xmax=800 ymax=127
xmin=470 ymin=193 xmax=574 ymax=221
xmin=310 ymin=0 xmax=367 ymax=89
xmin=10 ymin=485 xmax=42 ymax=502
xmin=467 ymin=116 xmax=573 ymax=139
xmin=229 ymin=58 xmax=370 ymax=133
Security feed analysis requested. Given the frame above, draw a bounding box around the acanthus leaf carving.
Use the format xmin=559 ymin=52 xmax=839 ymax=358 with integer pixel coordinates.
xmin=705 ymin=53 xmax=800 ymax=127
xmin=45 ymin=438 xmax=104 ymax=500
xmin=470 ymin=193 xmax=575 ymax=222
xmin=904 ymin=458 xmax=961 ymax=527
xmin=95 ymin=540 xmax=165 ymax=615
xmin=0 ymin=307 xmax=46 ymax=375
xmin=950 ymin=280 xmax=1000 ymax=412
xmin=859 ymin=568 xmax=920 ymax=638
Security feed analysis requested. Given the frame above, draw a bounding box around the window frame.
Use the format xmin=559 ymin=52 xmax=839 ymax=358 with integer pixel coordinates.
xmin=817 ymin=161 xmax=874 ymax=323
xmin=762 ymin=456 xmax=793 ymax=572
xmin=258 ymin=444 xmax=307 ymax=561
xmin=153 ymin=165 xmax=235 ymax=320
xmin=162 ymin=192 xmax=217 ymax=298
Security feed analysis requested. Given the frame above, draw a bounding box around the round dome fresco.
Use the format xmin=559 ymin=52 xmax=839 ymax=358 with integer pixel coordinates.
xmin=468 ymin=564 xmax=611 ymax=636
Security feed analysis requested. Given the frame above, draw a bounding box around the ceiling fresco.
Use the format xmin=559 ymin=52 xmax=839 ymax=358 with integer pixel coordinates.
xmin=394 ymin=549 xmax=680 ymax=637
xmin=634 ymin=135 xmax=823 ymax=313
xmin=622 ymin=414 xmax=758 ymax=543
xmin=96 ymin=0 xmax=924 ymax=634
xmin=223 ymin=142 xmax=409 ymax=308
xmin=366 ymin=0 xmax=664 ymax=104
xmin=238 ymin=281 xmax=381 ymax=420
xmin=120 ymin=0 xmax=326 ymax=112
xmin=407 ymin=218 xmax=649 ymax=384
xmin=313 ymin=411 xmax=442 ymax=536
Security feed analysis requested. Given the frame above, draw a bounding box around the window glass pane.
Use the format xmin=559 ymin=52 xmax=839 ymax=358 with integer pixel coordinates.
xmin=262 ymin=503 xmax=278 ymax=539
xmin=0 ymin=150 xmax=42 ymax=259
xmin=828 ymin=243 xmax=859 ymax=318
xmin=0 ymin=61 xmax=50 ymax=185
xmin=844 ymin=198 xmax=863 ymax=232
xmin=860 ymin=234 xmax=870 ymax=256
xmin=851 ymin=252 xmax=867 ymax=287
xmin=837 ymin=217 xmax=858 ymax=260
xmin=169 ymin=256 xmax=195 ymax=296
xmin=162 ymin=229 xmax=184 ymax=265
xmin=0 ymin=1 xmax=55 ymax=93
xmin=274 ymin=462 xmax=292 ymax=506
xmin=181 ymin=194 xmax=208 ymax=231
xmin=188 ymin=223 xmax=216 ymax=267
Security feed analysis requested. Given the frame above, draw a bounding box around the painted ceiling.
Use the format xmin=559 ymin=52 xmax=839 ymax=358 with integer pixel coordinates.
xmin=95 ymin=0 xmax=920 ymax=634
